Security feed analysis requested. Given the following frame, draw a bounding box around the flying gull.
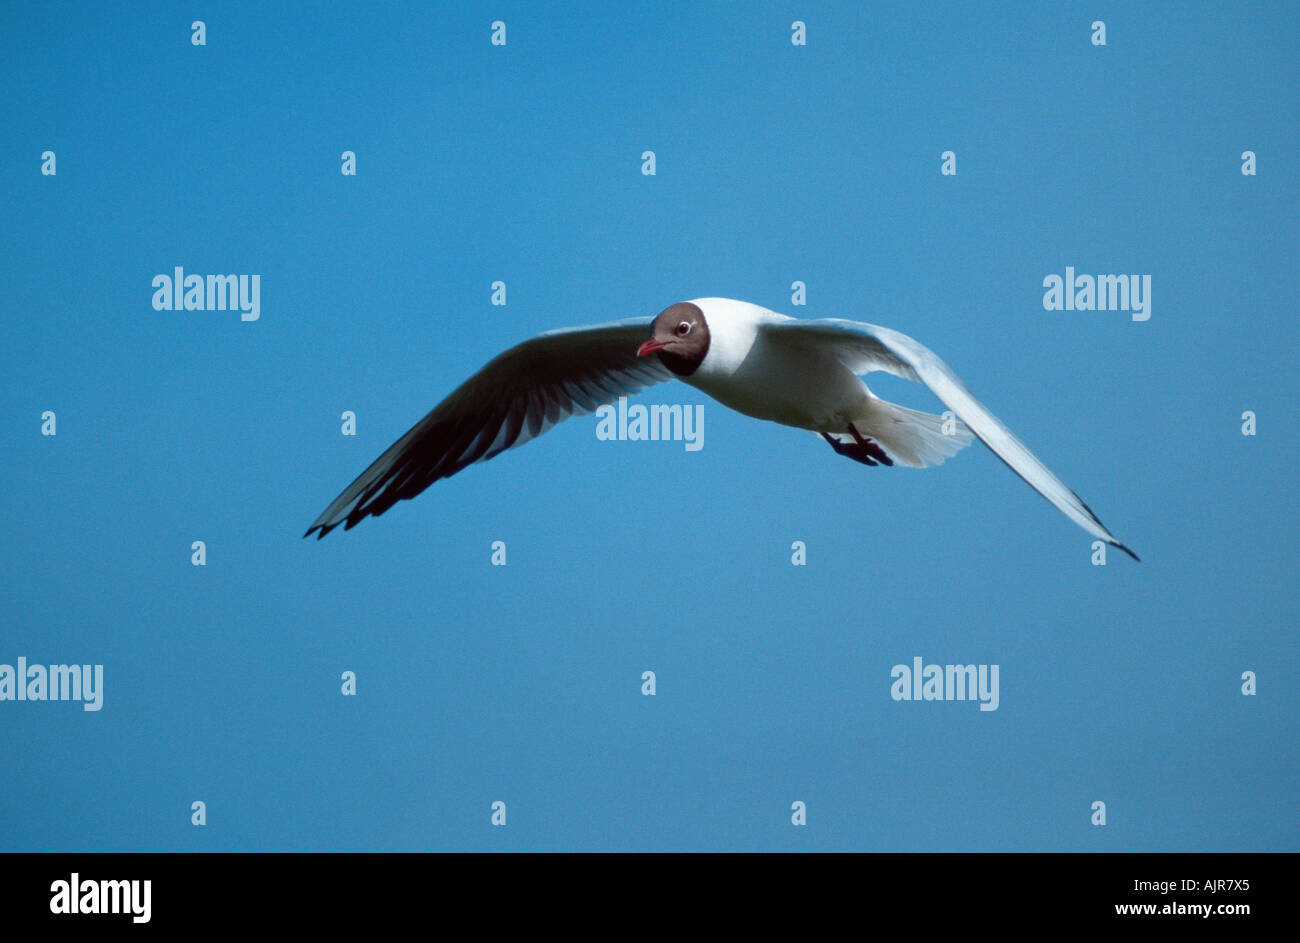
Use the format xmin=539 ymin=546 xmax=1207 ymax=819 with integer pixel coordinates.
xmin=305 ymin=298 xmax=1139 ymax=560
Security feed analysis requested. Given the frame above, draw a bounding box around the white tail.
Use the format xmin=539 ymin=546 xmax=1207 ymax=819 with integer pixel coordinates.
xmin=852 ymin=397 xmax=974 ymax=468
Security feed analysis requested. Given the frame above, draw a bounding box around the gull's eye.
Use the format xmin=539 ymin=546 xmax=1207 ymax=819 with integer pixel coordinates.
xmin=675 ymin=321 xmax=692 ymax=336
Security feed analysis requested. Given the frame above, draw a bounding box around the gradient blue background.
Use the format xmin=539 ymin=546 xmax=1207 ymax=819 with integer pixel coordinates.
xmin=2 ymin=1 xmax=1295 ymax=851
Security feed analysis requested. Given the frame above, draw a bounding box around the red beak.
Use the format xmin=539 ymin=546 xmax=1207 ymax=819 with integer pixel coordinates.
xmin=637 ymin=339 xmax=668 ymax=357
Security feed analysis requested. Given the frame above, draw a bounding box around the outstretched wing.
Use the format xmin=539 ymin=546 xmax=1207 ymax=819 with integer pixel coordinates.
xmin=762 ymin=318 xmax=1139 ymax=560
xmin=305 ymin=318 xmax=671 ymax=538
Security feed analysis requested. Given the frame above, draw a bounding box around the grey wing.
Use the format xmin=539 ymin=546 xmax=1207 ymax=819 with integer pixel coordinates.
xmin=762 ymin=318 xmax=1139 ymax=560
xmin=305 ymin=318 xmax=671 ymax=538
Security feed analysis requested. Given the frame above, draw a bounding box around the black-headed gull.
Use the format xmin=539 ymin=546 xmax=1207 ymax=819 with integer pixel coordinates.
xmin=306 ymin=298 xmax=1138 ymax=560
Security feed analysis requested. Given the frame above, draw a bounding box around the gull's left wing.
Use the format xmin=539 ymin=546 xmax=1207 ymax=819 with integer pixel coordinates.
xmin=305 ymin=318 xmax=672 ymax=538
xmin=761 ymin=318 xmax=1139 ymax=560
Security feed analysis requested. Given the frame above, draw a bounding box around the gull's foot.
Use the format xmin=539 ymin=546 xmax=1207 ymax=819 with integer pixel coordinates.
xmin=822 ymin=424 xmax=894 ymax=467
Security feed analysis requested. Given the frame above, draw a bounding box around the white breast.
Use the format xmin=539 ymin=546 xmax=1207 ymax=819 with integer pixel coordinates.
xmin=682 ymin=298 xmax=870 ymax=431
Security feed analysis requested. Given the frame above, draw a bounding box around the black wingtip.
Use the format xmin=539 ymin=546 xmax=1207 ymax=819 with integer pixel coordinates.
xmin=303 ymin=522 xmax=336 ymax=540
xmin=1115 ymin=542 xmax=1141 ymax=563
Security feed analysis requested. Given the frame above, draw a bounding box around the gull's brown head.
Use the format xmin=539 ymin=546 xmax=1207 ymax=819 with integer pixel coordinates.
xmin=637 ymin=301 xmax=711 ymax=377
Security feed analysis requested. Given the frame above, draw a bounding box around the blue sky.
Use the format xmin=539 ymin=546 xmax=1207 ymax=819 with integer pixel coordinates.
xmin=1 ymin=1 xmax=1295 ymax=851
